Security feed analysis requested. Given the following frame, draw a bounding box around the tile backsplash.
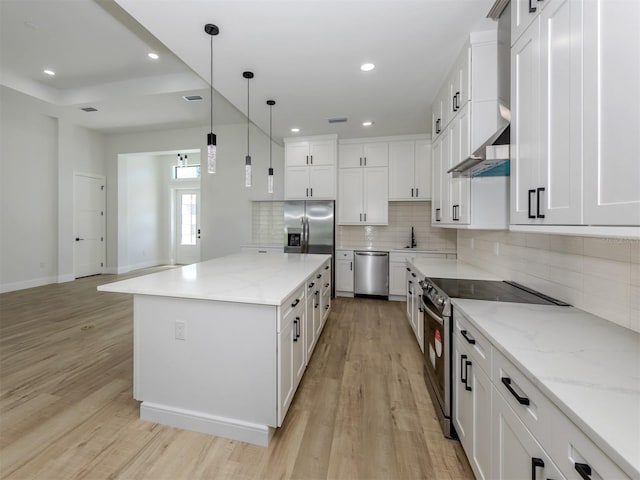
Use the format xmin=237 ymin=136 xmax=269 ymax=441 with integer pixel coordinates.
xmin=252 ymin=201 xmax=284 ymax=244
xmin=337 ymin=201 xmax=457 ymax=250
xmin=457 ymin=230 xmax=640 ymax=333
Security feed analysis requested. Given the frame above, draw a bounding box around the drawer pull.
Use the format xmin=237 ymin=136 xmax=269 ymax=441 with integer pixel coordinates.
xmin=501 ymin=377 xmax=530 ymax=405
xmin=291 ymin=298 xmax=300 ymax=307
xmin=325 ymin=265 xmax=330 ymax=270
xmin=461 ymin=330 xmax=476 ymax=345
xmin=308 ymin=282 xmax=315 ymax=289
xmin=293 ymin=318 xmax=299 ymax=342
xmin=464 ymin=360 xmax=472 ymax=391
xmin=531 ymin=457 xmax=544 ymax=480
xmin=574 ymin=463 xmax=592 ymax=480
xmin=460 ymin=354 xmax=468 ymax=385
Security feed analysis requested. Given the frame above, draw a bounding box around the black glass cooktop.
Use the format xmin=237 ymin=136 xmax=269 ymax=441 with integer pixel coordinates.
xmin=429 ymin=278 xmax=570 ymax=306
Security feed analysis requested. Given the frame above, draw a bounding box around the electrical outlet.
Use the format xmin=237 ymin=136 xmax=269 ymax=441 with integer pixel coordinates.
xmin=175 ymin=320 xmax=186 ymax=340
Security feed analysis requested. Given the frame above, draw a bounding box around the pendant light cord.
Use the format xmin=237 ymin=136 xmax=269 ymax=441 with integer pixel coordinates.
xmin=210 ymin=34 xmax=213 ymax=132
xmin=246 ymin=77 xmax=250 ymax=156
xmin=269 ymin=104 xmax=272 ymax=168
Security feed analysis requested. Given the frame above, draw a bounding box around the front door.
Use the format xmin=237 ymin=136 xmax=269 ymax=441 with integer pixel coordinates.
xmin=74 ymin=173 xmax=106 ymax=278
xmin=175 ymin=189 xmax=200 ymax=265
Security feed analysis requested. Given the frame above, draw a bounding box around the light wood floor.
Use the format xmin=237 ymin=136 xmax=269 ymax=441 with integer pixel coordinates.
xmin=0 ymin=270 xmax=473 ymax=480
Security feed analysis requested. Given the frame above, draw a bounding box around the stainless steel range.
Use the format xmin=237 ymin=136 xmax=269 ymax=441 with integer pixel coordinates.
xmin=419 ymin=277 xmax=569 ymax=438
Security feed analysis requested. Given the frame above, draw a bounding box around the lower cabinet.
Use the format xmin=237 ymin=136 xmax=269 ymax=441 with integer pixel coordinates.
xmin=492 ymin=390 xmax=564 ymax=480
xmin=335 ymin=250 xmax=354 ymax=296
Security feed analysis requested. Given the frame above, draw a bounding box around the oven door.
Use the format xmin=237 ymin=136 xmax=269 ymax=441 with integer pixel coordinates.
xmin=422 ymin=295 xmax=452 ymax=437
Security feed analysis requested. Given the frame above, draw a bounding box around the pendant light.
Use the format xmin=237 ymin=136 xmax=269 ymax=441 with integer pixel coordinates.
xmin=266 ymin=100 xmax=276 ymax=194
xmin=243 ymin=71 xmax=254 ymax=187
xmin=204 ymin=23 xmax=219 ymax=174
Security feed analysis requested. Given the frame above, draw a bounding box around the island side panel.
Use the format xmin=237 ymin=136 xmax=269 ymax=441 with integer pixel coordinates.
xmin=133 ymin=295 xmax=278 ymax=427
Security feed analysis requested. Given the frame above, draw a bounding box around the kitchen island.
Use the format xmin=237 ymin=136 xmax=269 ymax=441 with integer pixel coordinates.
xmin=98 ymin=252 xmax=332 ymax=446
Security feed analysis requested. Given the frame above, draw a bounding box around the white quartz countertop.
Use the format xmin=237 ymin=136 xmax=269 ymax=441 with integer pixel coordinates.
xmin=452 ymin=299 xmax=640 ymax=478
xmin=409 ymin=258 xmax=499 ymax=280
xmin=98 ymin=253 xmax=330 ymax=306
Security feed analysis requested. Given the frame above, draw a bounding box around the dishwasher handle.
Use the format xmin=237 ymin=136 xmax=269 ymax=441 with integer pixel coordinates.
xmin=355 ymin=251 xmax=388 ymax=257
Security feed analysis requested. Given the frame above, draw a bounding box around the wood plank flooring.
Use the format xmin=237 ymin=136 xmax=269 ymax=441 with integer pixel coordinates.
xmin=0 ymin=270 xmax=473 ymax=479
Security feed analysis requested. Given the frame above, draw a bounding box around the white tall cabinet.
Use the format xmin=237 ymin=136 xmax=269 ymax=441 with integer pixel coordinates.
xmin=284 ymin=135 xmax=337 ymax=200
xmin=388 ymin=137 xmax=432 ymax=201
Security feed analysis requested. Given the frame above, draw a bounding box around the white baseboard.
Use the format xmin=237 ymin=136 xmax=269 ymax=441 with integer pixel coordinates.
xmin=0 ymin=275 xmax=58 ymax=294
xmin=104 ymin=267 xmax=118 ymax=274
xmin=57 ymin=274 xmax=75 ymax=284
xmin=336 ymin=291 xmax=354 ymax=298
xmin=388 ymin=294 xmax=406 ymax=302
xmin=140 ymin=402 xmax=275 ymax=447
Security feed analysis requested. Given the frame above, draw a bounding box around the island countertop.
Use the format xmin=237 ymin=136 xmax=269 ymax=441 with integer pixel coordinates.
xmin=98 ymin=253 xmax=331 ymax=305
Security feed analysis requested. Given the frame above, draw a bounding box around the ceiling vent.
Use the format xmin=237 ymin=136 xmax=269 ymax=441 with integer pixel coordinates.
xmin=328 ymin=117 xmax=348 ymax=124
xmin=81 ymin=107 xmax=98 ymax=112
xmin=183 ymin=95 xmax=203 ymax=102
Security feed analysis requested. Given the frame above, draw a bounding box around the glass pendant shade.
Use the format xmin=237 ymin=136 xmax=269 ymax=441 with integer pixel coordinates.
xmin=267 ymin=167 xmax=274 ymax=194
xmin=207 ymin=133 xmax=217 ymax=174
xmin=245 ymin=155 xmax=252 ymax=187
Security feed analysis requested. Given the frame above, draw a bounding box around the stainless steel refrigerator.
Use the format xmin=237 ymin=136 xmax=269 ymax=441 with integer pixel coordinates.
xmin=284 ymin=200 xmax=335 ymax=296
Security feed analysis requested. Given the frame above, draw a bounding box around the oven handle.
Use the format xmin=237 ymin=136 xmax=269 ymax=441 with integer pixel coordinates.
xmin=421 ymin=298 xmax=444 ymax=326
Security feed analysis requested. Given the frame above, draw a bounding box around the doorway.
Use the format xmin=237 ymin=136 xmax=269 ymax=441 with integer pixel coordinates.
xmin=175 ymin=189 xmax=201 ymax=264
xmin=74 ymin=173 xmax=106 ymax=278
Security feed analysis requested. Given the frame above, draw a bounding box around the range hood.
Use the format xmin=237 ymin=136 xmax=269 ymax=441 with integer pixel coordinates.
xmin=449 ymin=0 xmax=511 ymax=178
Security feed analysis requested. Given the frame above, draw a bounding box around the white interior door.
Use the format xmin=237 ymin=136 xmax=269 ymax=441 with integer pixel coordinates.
xmin=175 ymin=189 xmax=200 ymax=265
xmin=74 ymin=173 xmax=106 ymax=278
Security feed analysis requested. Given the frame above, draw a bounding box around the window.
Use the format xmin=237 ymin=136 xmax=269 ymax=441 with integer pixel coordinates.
xmin=173 ymin=165 xmax=201 ymax=179
xmin=180 ymin=193 xmax=197 ymax=245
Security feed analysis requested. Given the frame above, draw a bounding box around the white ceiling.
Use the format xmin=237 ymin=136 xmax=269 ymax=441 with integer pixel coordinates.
xmin=1 ymin=0 xmax=496 ymax=141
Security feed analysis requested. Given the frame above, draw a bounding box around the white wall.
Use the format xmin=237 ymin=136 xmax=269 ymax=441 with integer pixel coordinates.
xmin=0 ymin=87 xmax=59 ymax=292
xmin=457 ymin=230 xmax=640 ymax=333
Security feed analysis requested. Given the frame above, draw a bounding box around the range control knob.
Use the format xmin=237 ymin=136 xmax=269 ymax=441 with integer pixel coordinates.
xmin=435 ymin=296 xmax=446 ymax=307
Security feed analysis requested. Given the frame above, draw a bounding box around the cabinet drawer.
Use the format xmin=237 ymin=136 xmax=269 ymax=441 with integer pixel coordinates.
xmin=454 ymin=308 xmax=492 ymax=376
xmin=279 ymin=285 xmax=305 ymax=332
xmin=492 ymin=349 xmax=554 ymax=448
xmin=550 ymin=408 xmax=632 ymax=480
xmin=336 ymin=249 xmax=353 ymax=260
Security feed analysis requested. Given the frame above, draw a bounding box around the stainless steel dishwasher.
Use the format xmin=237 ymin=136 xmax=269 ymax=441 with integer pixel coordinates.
xmin=354 ymin=251 xmax=389 ymax=298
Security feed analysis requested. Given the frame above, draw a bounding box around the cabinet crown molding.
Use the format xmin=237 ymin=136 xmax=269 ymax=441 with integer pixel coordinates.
xmin=283 ymin=134 xmax=338 ymax=144
xmin=339 ymin=133 xmax=431 ymax=144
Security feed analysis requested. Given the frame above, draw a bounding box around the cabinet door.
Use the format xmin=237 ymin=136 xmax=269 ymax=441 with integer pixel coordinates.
xmin=389 ymin=261 xmax=407 ymax=296
xmin=512 ymin=0 xmax=545 ymax=46
xmin=335 ymin=259 xmax=354 ymax=293
xmin=286 ymin=142 xmax=310 ymax=166
xmin=492 ymin=389 xmax=564 ymax=480
xmin=510 ymin=19 xmax=542 ymax=224
xmin=285 ymin=166 xmax=310 ymax=199
xmin=583 ymin=0 xmax=640 ymax=225
xmin=363 ymin=167 xmax=388 ymax=224
xmin=363 ymin=142 xmax=389 ymax=167
xmin=405 ymin=269 xmax=413 ymax=319
xmin=309 ymin=140 xmax=335 ymax=166
xmin=339 ymin=144 xmax=363 ymax=169
xmin=415 ymin=140 xmax=432 ymax=200
xmin=293 ymin=312 xmax=305 ymax=387
xmin=454 ymin=339 xmax=473 ymax=450
xmin=538 ymin=0 xmax=583 ymax=224
xmin=309 ymin=165 xmax=335 ymax=199
xmin=277 ymin=317 xmax=295 ymax=425
xmin=468 ymin=359 xmax=492 ymax=480
xmin=431 ymin=138 xmax=443 ymax=224
xmin=388 ymin=141 xmax=416 ymax=200
xmin=413 ymin=290 xmax=423 ymax=352
xmin=450 ymin=106 xmax=471 ymax=225
xmin=313 ymin=289 xmax=322 ymax=339
xmin=433 ymin=94 xmax=444 ymax=138
xmin=440 ymin=128 xmax=452 ymax=223
xmin=305 ymin=283 xmax=316 ymax=360
xmin=338 ymin=168 xmax=363 ymax=224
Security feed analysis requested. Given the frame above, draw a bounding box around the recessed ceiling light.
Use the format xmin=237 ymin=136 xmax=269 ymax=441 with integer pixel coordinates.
xmin=43 ymin=69 xmax=55 ymax=76
xmin=148 ymin=53 xmax=159 ymax=60
xmin=362 ymin=121 xmax=374 ymax=127
xmin=360 ymin=63 xmax=375 ymax=72
xmin=291 ymin=128 xmax=300 ymax=133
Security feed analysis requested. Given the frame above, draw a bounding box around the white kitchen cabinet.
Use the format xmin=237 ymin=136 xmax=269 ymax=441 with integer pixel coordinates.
xmin=304 ymin=277 xmax=318 ymax=361
xmin=405 ymin=264 xmax=422 ymax=350
xmin=511 ymin=0 xmax=549 ymax=46
xmin=278 ymin=286 xmax=305 ymax=423
xmin=431 ymin=136 xmax=443 ymax=223
xmin=511 ymin=0 xmax=582 ymax=226
xmin=447 ymin=46 xmax=471 ymax=124
xmin=338 ymin=166 xmax=388 ymax=225
xmin=284 ymin=136 xmax=337 ymax=200
xmin=335 ymin=249 xmax=354 ymax=296
xmin=582 ymin=0 xmax=640 ymax=226
xmin=388 ymin=139 xmax=432 ymax=200
xmin=492 ymin=390 xmax=565 ymax=480
xmin=448 ymin=104 xmax=471 ymax=224
xmin=338 ymin=142 xmax=388 ymax=168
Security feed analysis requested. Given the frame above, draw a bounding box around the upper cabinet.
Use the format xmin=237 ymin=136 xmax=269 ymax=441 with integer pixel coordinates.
xmin=338 ymin=142 xmax=388 ymax=169
xmin=510 ymin=0 xmax=640 ymax=233
xmin=284 ymin=135 xmax=337 ymax=200
xmin=388 ymin=137 xmax=432 ymax=201
xmin=430 ymin=29 xmax=509 ymax=230
xmin=511 ymin=0 xmax=550 ymax=46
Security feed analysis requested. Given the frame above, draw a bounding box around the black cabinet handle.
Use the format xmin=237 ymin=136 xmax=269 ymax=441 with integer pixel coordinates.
xmin=411 ymin=187 xmax=414 ymax=197
xmin=310 ymin=187 xmax=313 ymax=197
xmin=416 ymin=188 xmax=419 ymax=197
xmin=350 ymin=261 xmax=352 ymax=271
xmin=452 ymin=204 xmax=460 ymax=221
xmin=501 ymin=377 xmax=530 ymax=405
xmin=528 ymin=189 xmax=536 ymax=219
xmin=291 ymin=298 xmax=300 ymax=307
xmin=536 ymin=187 xmax=545 ymax=218
xmin=461 ymin=329 xmax=476 ymax=344
xmin=461 ymin=354 xmax=468 ymax=384
xmin=309 ymin=282 xmax=315 ymax=288
xmin=317 ymin=274 xmax=322 ymax=279
xmin=406 ymin=267 xmax=411 ymax=272
xmin=452 ymin=94 xmax=456 ymax=112
xmin=529 ymin=0 xmax=537 ymax=13
xmin=306 ymin=187 xmax=309 ymax=197
xmin=325 ymin=265 xmax=329 ymax=270
xmin=456 ymin=92 xmax=461 ymax=110
xmin=293 ymin=319 xmax=298 ymax=342
xmin=531 ymin=457 xmax=544 ymax=480
xmin=310 ymin=155 xmax=313 ymax=165
xmin=464 ymin=360 xmax=472 ymax=391
xmin=574 ymin=463 xmax=592 ymax=480
xmin=324 ymin=283 xmax=330 ymax=288
xmin=411 ymin=273 xmax=416 ymax=278
xmin=435 ymin=208 xmax=441 ymax=222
